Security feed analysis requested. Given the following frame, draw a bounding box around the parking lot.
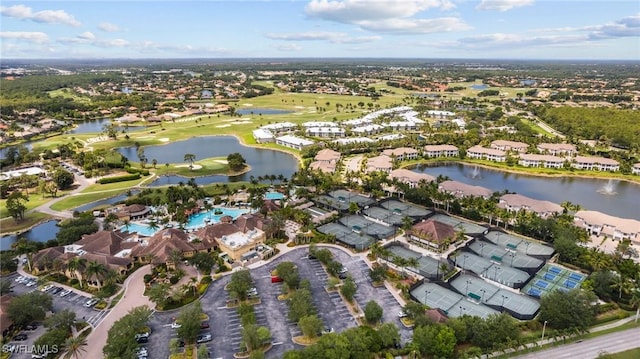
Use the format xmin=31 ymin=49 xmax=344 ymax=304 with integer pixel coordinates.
xmin=4 ymin=272 xmax=109 ymax=359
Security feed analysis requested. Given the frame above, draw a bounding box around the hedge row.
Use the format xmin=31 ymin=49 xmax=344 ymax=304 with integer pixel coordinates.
xmin=126 ymin=167 xmax=150 ymax=176
xmin=98 ymin=173 xmax=141 ymax=184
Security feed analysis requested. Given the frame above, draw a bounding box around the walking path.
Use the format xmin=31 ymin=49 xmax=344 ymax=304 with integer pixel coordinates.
xmin=83 ymin=265 xmax=153 ymax=359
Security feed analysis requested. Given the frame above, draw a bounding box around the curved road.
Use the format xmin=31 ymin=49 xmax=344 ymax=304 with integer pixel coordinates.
xmin=514 ymin=327 xmax=640 ymax=359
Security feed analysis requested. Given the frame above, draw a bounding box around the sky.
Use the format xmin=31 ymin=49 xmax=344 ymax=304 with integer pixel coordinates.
xmin=1 ymin=0 xmax=639 ymax=60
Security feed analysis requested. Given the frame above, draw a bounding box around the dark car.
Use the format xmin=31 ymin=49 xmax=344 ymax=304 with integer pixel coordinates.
xmin=24 ymin=323 xmax=38 ymax=330
xmin=136 ymin=336 xmax=148 ymax=344
xmin=49 ymin=287 xmax=62 ymax=295
xmin=14 ymin=333 xmax=28 ymax=341
xmin=200 ymin=321 xmax=210 ymax=329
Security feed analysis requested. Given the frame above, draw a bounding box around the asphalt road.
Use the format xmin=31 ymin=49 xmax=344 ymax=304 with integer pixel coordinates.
xmin=514 ymin=327 xmax=640 ymax=359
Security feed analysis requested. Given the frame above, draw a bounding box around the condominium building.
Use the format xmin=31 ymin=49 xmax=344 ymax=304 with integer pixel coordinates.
xmin=388 ymin=168 xmax=435 ymax=188
xmin=574 ymin=210 xmax=640 ymax=243
xmin=518 ymin=154 xmax=565 ymax=169
xmin=537 ymin=143 xmax=577 ymax=156
xmin=466 ymin=146 xmax=507 ymax=162
xmin=572 ymin=156 xmax=619 ymax=171
xmin=632 ymin=163 xmax=640 ymax=175
xmin=275 ymin=135 xmax=314 ymax=150
xmin=366 ymin=155 xmax=393 ymax=173
xmin=381 ymin=147 xmax=419 ymax=161
xmin=498 ymin=194 xmax=562 ymax=218
xmin=423 ymin=144 xmax=459 ymax=158
xmin=490 ymin=140 xmax=528 ymax=153
xmin=438 ymin=180 xmax=493 ymax=199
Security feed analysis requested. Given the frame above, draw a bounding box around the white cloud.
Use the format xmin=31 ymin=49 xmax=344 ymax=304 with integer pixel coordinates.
xmin=0 ymin=5 xmax=81 ymax=26
xmin=94 ymin=38 xmax=129 ymax=48
xmin=0 ymin=31 xmax=49 ymax=43
xmin=78 ymin=31 xmax=95 ymax=40
xmin=476 ymin=0 xmax=534 ymax=12
xmin=98 ymin=22 xmax=120 ymax=32
xmin=358 ymin=17 xmax=470 ymax=34
xmin=304 ymin=0 xmax=465 ymax=35
xmin=266 ymin=31 xmax=381 ymax=43
xmin=274 ymin=43 xmax=302 ymax=52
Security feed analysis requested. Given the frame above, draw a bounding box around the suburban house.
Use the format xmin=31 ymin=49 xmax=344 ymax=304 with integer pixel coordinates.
xmin=388 ymin=168 xmax=435 ymax=188
xmin=490 ymin=140 xmax=528 ymax=153
xmin=308 ymin=148 xmax=341 ymax=173
xmin=574 ymin=210 xmax=640 ymax=243
xmin=305 ymin=127 xmax=346 ymax=138
xmin=466 ymin=146 xmax=507 ymax=162
xmin=498 ymin=194 xmax=562 ymax=218
xmin=409 ymin=219 xmax=457 ymax=251
xmin=385 ymin=121 xmax=418 ymax=131
xmin=438 ymin=180 xmax=493 ymax=199
xmin=424 ymin=144 xmax=459 ymax=158
xmin=572 ymin=156 xmax=620 ymax=171
xmin=275 ymin=135 xmax=314 ymax=150
xmin=518 ymin=154 xmax=565 ymax=169
xmin=260 ymin=122 xmax=297 ymax=134
xmin=427 ymin=110 xmax=455 ymax=119
xmin=366 ymin=155 xmax=393 ymax=173
xmin=302 ymin=121 xmax=339 ymax=128
xmin=633 ymin=163 xmax=640 ymax=175
xmin=537 ymin=143 xmax=577 ymax=156
xmin=381 ymin=147 xmax=419 ymax=161
xmin=351 ymin=124 xmax=385 ymax=135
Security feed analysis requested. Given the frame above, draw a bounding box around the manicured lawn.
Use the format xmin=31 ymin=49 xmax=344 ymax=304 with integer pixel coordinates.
xmin=0 ymin=191 xmax=63 ymax=218
xmin=521 ymin=118 xmax=555 ymax=137
xmin=602 ymin=348 xmax=640 ymax=359
xmin=49 ymin=190 xmax=128 ymax=211
xmin=48 ymin=88 xmax=92 ymax=104
xmin=0 ymin=212 xmax=51 ymax=233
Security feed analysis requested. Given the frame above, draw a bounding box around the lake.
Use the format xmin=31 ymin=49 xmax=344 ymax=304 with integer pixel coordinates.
xmin=411 ymin=163 xmax=640 ymax=220
xmin=236 ymin=107 xmax=292 ymax=115
xmin=470 ymin=84 xmax=489 ymax=90
xmin=68 ymin=118 xmax=148 ymax=134
xmin=117 ymin=136 xmax=299 ymax=185
xmin=0 ymin=220 xmax=61 ymax=251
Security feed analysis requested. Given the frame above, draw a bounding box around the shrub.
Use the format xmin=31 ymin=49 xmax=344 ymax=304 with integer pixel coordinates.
xmin=98 ymin=174 xmax=140 ymax=184
xmin=143 ymin=274 xmax=153 ymax=283
xmin=169 ymin=276 xmax=180 ymax=285
xmin=69 ymin=278 xmax=79 ymax=286
xmin=200 ymin=276 xmax=212 ymax=284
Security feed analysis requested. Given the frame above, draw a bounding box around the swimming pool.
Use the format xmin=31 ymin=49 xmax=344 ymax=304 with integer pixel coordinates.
xmin=265 ymin=192 xmax=284 ymax=200
xmin=121 ymin=207 xmax=249 ymax=236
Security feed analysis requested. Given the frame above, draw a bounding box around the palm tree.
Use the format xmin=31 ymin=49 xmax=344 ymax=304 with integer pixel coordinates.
xmin=61 ymin=335 xmax=88 ymax=359
xmin=85 ymin=261 xmax=108 ymax=288
xmin=611 ymin=275 xmax=633 ymax=299
xmin=67 ymin=256 xmax=87 ymax=288
xmin=630 ymin=288 xmax=640 ymax=323
xmin=184 ymin=153 xmax=196 ymax=171
xmin=147 ymin=220 xmax=159 ymax=232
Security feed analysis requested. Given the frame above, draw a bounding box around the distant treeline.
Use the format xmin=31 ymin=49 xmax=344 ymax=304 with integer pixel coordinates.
xmin=534 ymin=106 xmax=640 ymax=150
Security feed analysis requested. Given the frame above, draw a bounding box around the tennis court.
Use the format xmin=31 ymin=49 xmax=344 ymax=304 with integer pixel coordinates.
xmin=454 ymin=252 xmax=531 ymax=288
xmin=386 ymin=244 xmax=451 ymax=279
xmin=363 ymin=206 xmax=406 ymax=226
xmin=468 ymin=240 xmax=543 ymax=270
xmin=484 ymin=231 xmax=555 ymax=258
xmin=338 ymin=215 xmax=395 ymax=239
xmin=379 ymin=199 xmax=432 ymax=218
xmin=317 ymin=222 xmax=374 ymax=250
xmin=522 ymin=263 xmax=587 ymax=298
xmin=430 ymin=214 xmax=487 ymax=234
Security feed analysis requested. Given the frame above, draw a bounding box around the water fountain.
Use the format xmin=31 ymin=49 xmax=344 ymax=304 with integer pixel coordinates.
xmin=597 ymin=179 xmax=617 ymax=195
xmin=469 ymin=166 xmax=481 ymax=179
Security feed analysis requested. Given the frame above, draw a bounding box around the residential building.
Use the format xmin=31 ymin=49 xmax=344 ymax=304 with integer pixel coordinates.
xmin=352 ymin=124 xmax=384 ymax=135
xmin=385 ymin=121 xmax=418 ymax=131
xmin=409 ymin=219 xmax=456 ymax=250
xmin=427 ymin=110 xmax=455 ymax=119
xmin=275 ymin=135 xmax=314 ymax=150
xmin=305 ymin=127 xmax=345 ymax=138
xmin=252 ymin=129 xmax=274 ymax=143
xmin=301 ymin=121 xmax=339 ymax=128
xmin=314 ymin=149 xmax=341 ymax=163
xmin=572 ymin=156 xmax=620 ymax=171
xmin=537 ymin=143 xmax=577 ymax=156
xmin=633 ymin=163 xmax=640 ymax=175
xmin=439 ymin=180 xmax=493 ymax=199
xmin=308 ymin=161 xmax=336 ymax=173
xmin=106 ymin=204 xmax=150 ymax=221
xmin=518 ymin=154 xmax=565 ymax=169
xmin=333 ymin=137 xmax=375 ymax=145
xmin=195 ymin=214 xmax=269 ymax=261
xmin=466 ymin=146 xmax=507 ymax=162
xmin=424 ymin=145 xmax=459 ymax=158
xmin=260 ymin=122 xmax=297 ymax=133
xmin=366 ymin=155 xmax=393 ymax=173
xmin=131 ymin=229 xmax=198 ymax=268
xmin=388 ymin=168 xmax=435 ymax=188
xmin=574 ymin=210 xmax=640 ymax=243
xmin=381 ymin=147 xmax=419 ymax=161
xmin=498 ymin=194 xmax=562 ymax=218
xmin=490 ymin=140 xmax=528 ymax=153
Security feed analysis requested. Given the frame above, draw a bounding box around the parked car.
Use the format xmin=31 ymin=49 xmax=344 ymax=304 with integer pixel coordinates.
xmin=247 ymin=287 xmax=258 ymax=296
xmin=134 ymin=333 xmax=149 ymax=341
xmin=170 ymin=322 xmax=181 ymax=329
xmin=338 ymin=272 xmax=348 ymax=279
xmin=25 ymin=280 xmax=37 ymax=287
xmin=135 ymin=336 xmax=148 ymax=344
xmin=307 ymin=253 xmax=317 ymax=260
xmin=49 ymin=287 xmax=62 ymax=294
xmin=398 ymin=310 xmax=407 ymax=318
xmin=196 ymin=333 xmax=212 ymax=343
xmin=14 ymin=333 xmax=28 ymax=341
xmin=39 ymin=284 xmax=53 ymax=292
xmin=59 ymin=289 xmax=72 ymax=297
xmin=84 ymin=298 xmax=99 ymax=307
xmin=271 ymin=276 xmax=283 ymax=283
xmin=321 ymin=327 xmax=334 ymax=335
xmin=200 ymin=321 xmax=210 ymax=329
xmin=24 ymin=323 xmax=38 ymax=331
xmin=14 ymin=276 xmax=25 ymax=283
xmin=136 ymin=347 xmax=148 ymax=357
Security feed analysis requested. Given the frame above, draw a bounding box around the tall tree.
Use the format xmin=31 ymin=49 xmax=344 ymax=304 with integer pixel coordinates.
xmin=61 ymin=335 xmax=88 ymax=359
xmin=6 ymin=191 xmax=28 ymax=222
xmin=184 ymin=153 xmax=196 ymax=171
xmin=539 ymin=289 xmax=597 ymax=331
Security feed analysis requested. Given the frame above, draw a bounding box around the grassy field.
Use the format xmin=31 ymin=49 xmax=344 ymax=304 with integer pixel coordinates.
xmin=601 ymin=348 xmax=640 ymax=359
xmin=521 ymin=119 xmax=555 ymax=137
xmin=444 ymin=81 xmax=528 ymax=100
xmin=0 ymin=191 xmax=68 ymax=218
xmin=48 ymin=88 xmax=92 ymax=104
xmin=0 ymin=212 xmax=51 ymax=233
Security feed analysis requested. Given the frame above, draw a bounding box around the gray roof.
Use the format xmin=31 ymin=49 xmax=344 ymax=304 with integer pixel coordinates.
xmin=484 ymin=231 xmax=555 ymax=258
xmin=430 ymin=214 xmax=487 ymax=234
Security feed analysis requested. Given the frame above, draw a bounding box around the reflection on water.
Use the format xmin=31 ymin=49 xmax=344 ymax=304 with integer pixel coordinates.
xmin=412 ymin=162 xmax=640 ymax=220
xmin=1 ymin=220 xmax=61 ymax=251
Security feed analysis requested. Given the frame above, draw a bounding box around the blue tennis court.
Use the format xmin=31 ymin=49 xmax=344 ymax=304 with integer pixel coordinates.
xmin=544 ymin=273 xmax=556 ymax=281
xmin=548 ymin=267 xmax=562 ymax=275
xmin=528 ymin=288 xmax=542 ymax=297
xmin=535 ymin=280 xmax=549 ymax=289
xmin=564 ymin=280 xmax=578 ymax=289
xmin=569 ymin=273 xmax=583 ymax=281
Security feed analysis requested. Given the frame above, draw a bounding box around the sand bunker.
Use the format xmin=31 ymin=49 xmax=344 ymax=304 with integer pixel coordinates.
xmin=159 ymin=138 xmax=170 ymax=142
xmin=216 ymin=124 xmax=231 ymax=128
xmin=175 ymin=164 xmax=202 ymax=170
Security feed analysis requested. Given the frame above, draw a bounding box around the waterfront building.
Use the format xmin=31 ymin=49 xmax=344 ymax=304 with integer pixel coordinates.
xmin=466 ymin=146 xmax=507 ymax=162
xmin=498 ymin=194 xmax=562 ymax=218
xmin=518 ymin=154 xmax=565 ymax=168
xmin=438 ymin=180 xmax=493 ymax=199
xmin=572 ymin=156 xmax=619 ymax=171
xmin=537 ymin=143 xmax=577 ymax=156
xmin=423 ymin=144 xmax=459 ymax=158
xmin=275 ymin=135 xmax=314 ymax=150
xmin=490 ymin=140 xmax=528 ymax=153
xmin=381 ymin=147 xmax=419 ymax=161
xmin=388 ymin=169 xmax=435 ymax=188
xmin=574 ymin=210 xmax=640 ymax=243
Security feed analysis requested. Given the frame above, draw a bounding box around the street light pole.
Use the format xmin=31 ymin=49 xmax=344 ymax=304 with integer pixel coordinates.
xmin=424 ymin=289 xmax=430 ymax=306
xmin=465 ymin=279 xmax=472 ymax=297
xmin=501 ymin=294 xmax=508 ymax=310
xmin=480 ymin=289 xmax=486 ymax=302
xmin=541 ymin=320 xmax=548 ymax=342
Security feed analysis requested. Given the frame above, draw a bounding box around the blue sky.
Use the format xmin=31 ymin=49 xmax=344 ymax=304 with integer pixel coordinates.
xmin=1 ymin=1 xmax=639 ymax=59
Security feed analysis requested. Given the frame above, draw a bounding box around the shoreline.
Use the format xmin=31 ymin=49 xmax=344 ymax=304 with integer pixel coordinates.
xmin=404 ymin=159 xmax=640 ymax=186
xmin=154 ymin=163 xmax=253 ymax=180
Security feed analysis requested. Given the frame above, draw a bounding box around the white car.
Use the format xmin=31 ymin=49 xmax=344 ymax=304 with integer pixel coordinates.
xmin=25 ymin=280 xmax=37 ymax=287
xmin=59 ymin=289 xmax=72 ymax=297
xmin=398 ymin=311 xmax=408 ymax=318
xmin=136 ymin=346 xmax=148 ymax=357
xmin=170 ymin=322 xmax=181 ymax=329
xmin=247 ymin=287 xmax=258 ymax=296
xmin=84 ymin=298 xmax=99 ymax=307
xmin=40 ymin=284 xmax=54 ymax=292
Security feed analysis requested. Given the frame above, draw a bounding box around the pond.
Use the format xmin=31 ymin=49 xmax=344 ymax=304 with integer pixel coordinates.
xmin=0 ymin=142 xmax=33 ymax=160
xmin=236 ymin=108 xmax=292 ymax=115
xmin=73 ymin=190 xmax=140 ymax=213
xmin=116 ymin=136 xmax=299 ymax=185
xmin=0 ymin=220 xmax=61 ymax=251
xmin=470 ymin=84 xmax=489 ymax=90
xmin=68 ymin=118 xmax=148 ymax=134
xmin=411 ymin=163 xmax=640 ymax=220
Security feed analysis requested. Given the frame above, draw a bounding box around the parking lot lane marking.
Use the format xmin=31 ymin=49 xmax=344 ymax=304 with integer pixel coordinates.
xmin=272 ymin=342 xmax=283 ymax=345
